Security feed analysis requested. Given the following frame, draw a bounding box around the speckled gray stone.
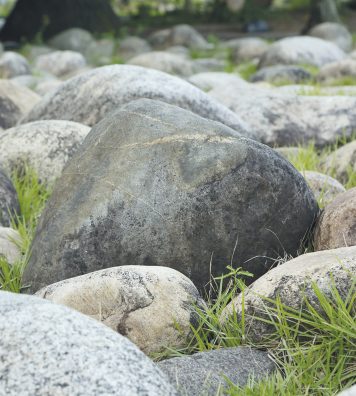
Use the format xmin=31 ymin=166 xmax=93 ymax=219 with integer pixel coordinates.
xmin=118 ymin=36 xmax=151 ymax=61
xmin=0 ymin=120 xmax=90 ymax=183
xmin=158 ymin=347 xmax=276 ymax=395
xmin=23 ymin=99 xmax=318 ymax=293
xmin=21 ymin=64 xmax=252 ymax=139
xmin=0 ymin=169 xmax=19 ymax=227
xmin=0 ymin=291 xmax=178 ymax=396
xmin=0 ymin=227 xmax=21 ymax=264
xmin=308 ymin=22 xmax=353 ymax=52
xmin=48 ymin=28 xmax=94 ymax=54
xmin=0 ymin=51 xmax=30 ymax=78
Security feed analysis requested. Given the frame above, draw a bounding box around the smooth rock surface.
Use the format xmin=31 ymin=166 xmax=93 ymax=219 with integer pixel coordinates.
xmin=0 ymin=291 xmax=177 ymax=396
xmin=158 ymin=347 xmax=276 ymax=395
xmin=36 ymin=266 xmax=204 ymax=354
xmin=259 ymin=36 xmax=346 ymax=68
xmin=48 ymin=28 xmax=94 ymax=53
xmin=0 ymin=169 xmax=19 ymax=227
xmin=21 ymin=64 xmax=252 ymax=137
xmin=0 ymin=52 xmax=30 ymax=78
xmin=0 ymin=227 xmax=21 ymax=264
xmin=308 ymin=22 xmax=353 ymax=52
xmin=250 ymin=65 xmax=312 ymax=84
xmin=222 ymin=246 xmax=356 ymax=342
xmin=0 ymin=120 xmax=90 ymax=183
xmin=314 ymin=188 xmax=356 ymax=250
xmin=337 ymin=385 xmax=356 ymax=396
xmin=23 ymin=99 xmax=318 ymax=293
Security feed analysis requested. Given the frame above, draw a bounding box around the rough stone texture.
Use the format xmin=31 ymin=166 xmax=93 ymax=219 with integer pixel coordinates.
xmin=0 ymin=120 xmax=90 ymax=183
xmin=118 ymin=36 xmax=151 ymax=61
xmin=209 ymin=83 xmax=356 ymax=147
xmin=250 ymin=65 xmax=312 ymax=84
xmin=0 ymin=169 xmax=19 ymax=227
xmin=36 ymin=266 xmax=205 ymax=354
xmin=308 ymin=22 xmax=353 ymax=52
xmin=23 ymin=99 xmax=318 ymax=293
xmin=35 ymin=79 xmax=63 ymax=96
xmin=323 ymin=140 xmax=356 ymax=184
xmin=158 ymin=347 xmax=276 ymax=395
xmin=337 ymin=385 xmax=356 ymax=396
xmin=317 ymin=59 xmax=356 ymax=82
xmin=84 ymin=39 xmax=114 ymax=66
xmin=35 ymin=50 xmax=87 ymax=78
xmin=0 ymin=291 xmax=177 ymax=396
xmin=48 ymin=28 xmax=94 ymax=54
xmin=259 ymin=36 xmax=346 ymax=68
xmin=301 ymin=170 xmax=345 ymax=206
xmin=0 ymin=51 xmax=30 ymax=78
xmin=188 ymin=72 xmax=248 ymax=92
xmin=222 ymin=246 xmax=356 ymax=342
xmin=127 ymin=51 xmax=197 ymax=77
xmin=0 ymin=80 xmax=40 ymax=129
xmin=0 ymin=227 xmax=21 ymax=264
xmin=21 ymin=64 xmax=252 ymax=137
xmin=229 ymin=37 xmax=270 ymax=63
xmin=314 ymin=188 xmax=356 ymax=251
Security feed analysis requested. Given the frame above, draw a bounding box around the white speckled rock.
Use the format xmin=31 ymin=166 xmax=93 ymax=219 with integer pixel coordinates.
xmin=0 ymin=120 xmax=90 ymax=183
xmin=221 ymin=246 xmax=356 ymax=342
xmin=0 ymin=169 xmax=19 ymax=227
xmin=317 ymin=58 xmax=356 ymax=82
xmin=21 ymin=64 xmax=253 ymax=138
xmin=127 ymin=51 xmax=197 ymax=77
xmin=35 ymin=50 xmax=87 ymax=78
xmin=48 ymin=28 xmax=94 ymax=54
xmin=337 ymin=385 xmax=356 ymax=396
xmin=0 ymin=291 xmax=177 ymax=396
xmin=0 ymin=227 xmax=21 ymax=264
xmin=308 ymin=22 xmax=353 ymax=52
xmin=301 ymin=170 xmax=346 ymax=206
xmin=0 ymin=80 xmax=40 ymax=129
xmin=314 ymin=188 xmax=356 ymax=251
xmin=0 ymin=52 xmax=30 ymax=78
xmin=118 ymin=36 xmax=151 ymax=61
xmin=36 ymin=266 xmax=205 ymax=354
xmin=35 ymin=79 xmax=63 ymax=96
xmin=259 ymin=36 xmax=346 ymax=68
xmin=188 ymin=72 xmax=248 ymax=92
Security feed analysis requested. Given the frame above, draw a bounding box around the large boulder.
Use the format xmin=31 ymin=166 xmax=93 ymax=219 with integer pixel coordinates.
xmin=0 ymin=227 xmax=22 ymax=264
xmin=0 ymin=80 xmax=40 ymax=129
xmin=158 ymin=347 xmax=276 ymax=395
xmin=48 ymin=28 xmax=94 ymax=54
xmin=21 ymin=65 xmax=252 ymax=137
xmin=0 ymin=169 xmax=19 ymax=227
xmin=259 ymin=36 xmax=346 ymax=68
xmin=35 ymin=50 xmax=87 ymax=78
xmin=314 ymin=188 xmax=356 ymax=251
xmin=23 ymin=99 xmax=318 ymax=293
xmin=0 ymin=52 xmax=30 ymax=78
xmin=222 ymin=246 xmax=356 ymax=342
xmin=0 ymin=120 xmax=90 ymax=183
xmin=0 ymin=291 xmax=177 ymax=396
xmin=36 ymin=266 xmax=205 ymax=354
xmin=308 ymin=22 xmax=353 ymax=53
xmin=209 ymin=83 xmax=356 ymax=147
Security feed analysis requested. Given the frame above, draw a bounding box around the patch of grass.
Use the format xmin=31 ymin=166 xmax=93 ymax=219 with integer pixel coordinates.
xmin=236 ymin=62 xmax=258 ymax=80
xmin=0 ymin=166 xmax=50 ymax=293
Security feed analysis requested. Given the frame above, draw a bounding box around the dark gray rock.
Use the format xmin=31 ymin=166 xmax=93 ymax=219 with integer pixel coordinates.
xmin=308 ymin=22 xmax=353 ymax=53
xmin=0 ymin=169 xmax=19 ymax=227
xmin=158 ymin=347 xmax=276 ymax=395
xmin=250 ymin=65 xmax=312 ymax=84
xmin=0 ymin=291 xmax=177 ymax=396
xmin=23 ymin=99 xmax=318 ymax=293
xmin=21 ymin=64 xmax=252 ymax=138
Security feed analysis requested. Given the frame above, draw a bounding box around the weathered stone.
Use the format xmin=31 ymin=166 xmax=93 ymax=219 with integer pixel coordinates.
xmin=308 ymin=22 xmax=353 ymax=52
xmin=118 ymin=36 xmax=151 ymax=61
xmin=301 ymin=170 xmax=345 ymax=206
xmin=0 ymin=227 xmax=21 ymax=264
xmin=158 ymin=347 xmax=276 ymax=395
xmin=21 ymin=64 xmax=252 ymax=137
xmin=188 ymin=71 xmax=248 ymax=92
xmin=317 ymin=59 xmax=356 ymax=82
xmin=148 ymin=28 xmax=171 ymax=49
xmin=229 ymin=37 xmax=269 ymax=63
xmin=35 ymin=79 xmax=63 ymax=96
xmin=0 ymin=80 xmax=40 ymax=129
xmin=0 ymin=52 xmax=30 ymax=78
xmin=251 ymin=65 xmax=312 ymax=84
xmin=0 ymin=291 xmax=177 ymax=396
xmin=259 ymin=36 xmax=346 ymax=68
xmin=127 ymin=51 xmax=197 ymax=77
xmin=323 ymin=140 xmax=356 ymax=184
xmin=0 ymin=120 xmax=90 ymax=183
xmin=36 ymin=266 xmax=205 ymax=354
xmin=337 ymin=385 xmax=356 ymax=396
xmin=165 ymin=45 xmax=190 ymax=57
xmin=193 ymin=58 xmax=226 ymax=73
xmin=0 ymin=169 xmax=19 ymax=227
xmin=23 ymin=99 xmax=318 ymax=293
xmin=84 ymin=39 xmax=114 ymax=65
xmin=35 ymin=50 xmax=87 ymax=78
xmin=222 ymin=246 xmax=356 ymax=343
xmin=209 ymin=83 xmax=356 ymax=147
xmin=314 ymin=188 xmax=356 ymax=250
xmin=48 ymin=28 xmax=94 ymax=54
